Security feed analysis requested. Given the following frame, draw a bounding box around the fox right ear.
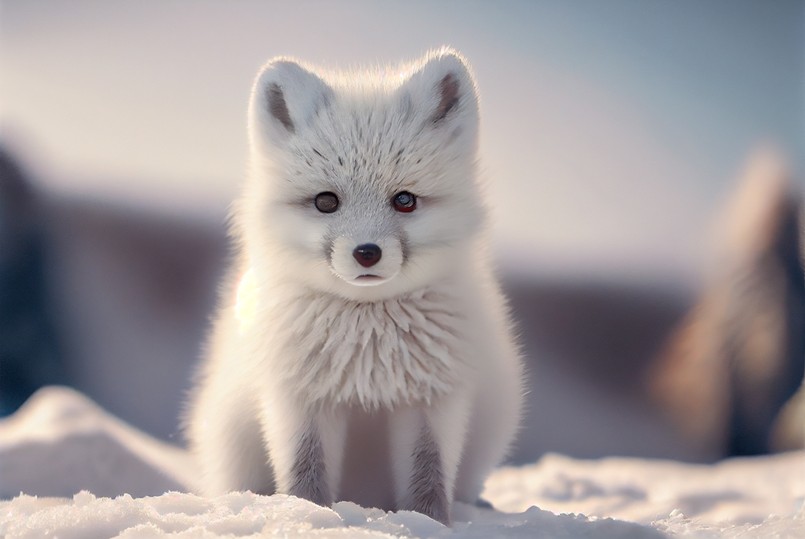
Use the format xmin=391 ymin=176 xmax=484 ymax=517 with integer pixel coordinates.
xmin=249 ymin=59 xmax=333 ymax=147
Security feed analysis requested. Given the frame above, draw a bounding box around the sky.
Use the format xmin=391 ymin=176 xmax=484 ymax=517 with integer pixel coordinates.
xmin=1 ymin=0 xmax=803 ymax=278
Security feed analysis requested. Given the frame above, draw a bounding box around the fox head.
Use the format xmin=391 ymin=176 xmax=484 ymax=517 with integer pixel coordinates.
xmin=239 ymin=48 xmax=486 ymax=301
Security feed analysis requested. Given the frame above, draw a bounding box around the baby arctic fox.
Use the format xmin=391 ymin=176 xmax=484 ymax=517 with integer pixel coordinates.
xmin=186 ymin=48 xmax=523 ymax=525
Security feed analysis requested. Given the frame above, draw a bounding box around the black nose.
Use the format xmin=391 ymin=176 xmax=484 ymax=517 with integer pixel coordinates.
xmin=353 ymin=243 xmax=382 ymax=268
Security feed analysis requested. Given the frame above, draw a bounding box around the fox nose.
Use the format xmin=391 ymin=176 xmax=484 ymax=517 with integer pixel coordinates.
xmin=353 ymin=243 xmax=382 ymax=268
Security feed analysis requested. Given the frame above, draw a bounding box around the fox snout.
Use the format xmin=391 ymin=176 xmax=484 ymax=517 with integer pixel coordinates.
xmin=329 ymin=236 xmax=403 ymax=286
xmin=353 ymin=244 xmax=382 ymax=267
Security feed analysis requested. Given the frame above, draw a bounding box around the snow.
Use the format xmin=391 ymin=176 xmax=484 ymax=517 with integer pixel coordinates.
xmin=0 ymin=387 xmax=195 ymax=498
xmin=489 ymin=453 xmax=805 ymax=527
xmin=1 ymin=387 xmax=803 ymax=538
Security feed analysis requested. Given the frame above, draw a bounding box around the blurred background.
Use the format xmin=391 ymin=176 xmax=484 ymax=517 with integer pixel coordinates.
xmin=1 ymin=0 xmax=803 ymax=464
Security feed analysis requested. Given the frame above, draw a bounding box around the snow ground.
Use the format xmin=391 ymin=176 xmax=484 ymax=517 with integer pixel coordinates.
xmin=1 ymin=387 xmax=803 ymax=538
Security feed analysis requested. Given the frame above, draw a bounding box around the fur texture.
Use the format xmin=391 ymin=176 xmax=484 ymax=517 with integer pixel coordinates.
xmin=186 ymin=48 xmax=523 ymax=525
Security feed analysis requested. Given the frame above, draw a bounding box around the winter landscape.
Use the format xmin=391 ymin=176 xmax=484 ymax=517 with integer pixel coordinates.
xmin=1 ymin=387 xmax=803 ymax=538
xmin=2 ymin=2 xmax=804 ymax=538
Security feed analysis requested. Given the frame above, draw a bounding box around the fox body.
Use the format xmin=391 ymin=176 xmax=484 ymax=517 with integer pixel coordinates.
xmin=186 ymin=49 xmax=523 ymax=524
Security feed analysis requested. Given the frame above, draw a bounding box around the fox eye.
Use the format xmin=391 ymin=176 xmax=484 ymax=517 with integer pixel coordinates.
xmin=392 ymin=191 xmax=417 ymax=213
xmin=314 ymin=192 xmax=339 ymax=213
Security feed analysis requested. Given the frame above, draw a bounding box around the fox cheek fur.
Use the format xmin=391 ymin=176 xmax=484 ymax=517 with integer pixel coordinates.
xmin=185 ymin=48 xmax=524 ymax=526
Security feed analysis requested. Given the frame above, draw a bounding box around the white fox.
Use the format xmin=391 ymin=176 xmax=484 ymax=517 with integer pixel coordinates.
xmin=186 ymin=48 xmax=523 ymax=525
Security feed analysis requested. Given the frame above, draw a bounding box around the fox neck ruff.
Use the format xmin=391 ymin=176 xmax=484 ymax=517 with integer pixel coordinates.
xmin=240 ymin=274 xmax=471 ymax=410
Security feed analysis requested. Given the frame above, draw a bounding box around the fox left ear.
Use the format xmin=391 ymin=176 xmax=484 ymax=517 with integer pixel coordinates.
xmin=398 ymin=49 xmax=479 ymax=130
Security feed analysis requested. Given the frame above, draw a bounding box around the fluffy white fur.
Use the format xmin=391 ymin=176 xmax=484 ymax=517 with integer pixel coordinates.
xmin=186 ymin=48 xmax=523 ymax=525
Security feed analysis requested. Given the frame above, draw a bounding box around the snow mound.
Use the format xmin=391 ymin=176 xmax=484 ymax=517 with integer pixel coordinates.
xmin=1 ymin=387 xmax=804 ymax=538
xmin=0 ymin=386 xmax=195 ymax=498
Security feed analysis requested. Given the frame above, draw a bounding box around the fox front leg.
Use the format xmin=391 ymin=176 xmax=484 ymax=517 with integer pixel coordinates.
xmin=261 ymin=401 xmax=345 ymax=506
xmin=390 ymin=393 xmax=471 ymax=525
xmin=406 ymin=422 xmax=451 ymax=523
xmin=286 ymin=421 xmax=330 ymax=504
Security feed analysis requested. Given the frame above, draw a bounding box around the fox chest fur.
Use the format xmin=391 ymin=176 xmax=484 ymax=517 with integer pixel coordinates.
xmin=243 ymin=283 xmax=471 ymax=409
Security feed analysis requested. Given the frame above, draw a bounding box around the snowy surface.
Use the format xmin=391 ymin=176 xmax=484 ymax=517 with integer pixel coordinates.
xmin=1 ymin=387 xmax=803 ymax=538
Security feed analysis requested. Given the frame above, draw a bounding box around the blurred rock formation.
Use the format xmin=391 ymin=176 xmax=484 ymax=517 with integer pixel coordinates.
xmin=649 ymin=153 xmax=805 ymax=456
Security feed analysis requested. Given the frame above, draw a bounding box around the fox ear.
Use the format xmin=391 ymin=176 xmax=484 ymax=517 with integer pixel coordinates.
xmin=249 ymin=59 xmax=333 ymax=147
xmin=398 ymin=49 xmax=479 ymax=130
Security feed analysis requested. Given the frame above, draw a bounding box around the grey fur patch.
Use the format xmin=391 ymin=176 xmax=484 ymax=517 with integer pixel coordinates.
xmin=431 ymin=73 xmax=460 ymax=124
xmin=400 ymin=233 xmax=411 ymax=265
xmin=288 ymin=422 xmax=331 ymax=506
xmin=394 ymin=148 xmax=405 ymax=166
xmin=267 ymin=83 xmax=295 ymax=133
xmin=404 ymin=423 xmax=450 ymax=525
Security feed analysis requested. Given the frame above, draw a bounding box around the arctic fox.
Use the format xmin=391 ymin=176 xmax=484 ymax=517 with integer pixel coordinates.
xmin=186 ymin=48 xmax=523 ymax=525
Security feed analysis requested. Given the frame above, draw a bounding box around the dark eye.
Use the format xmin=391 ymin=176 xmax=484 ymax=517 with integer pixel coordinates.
xmin=392 ymin=191 xmax=417 ymax=213
xmin=314 ymin=192 xmax=339 ymax=213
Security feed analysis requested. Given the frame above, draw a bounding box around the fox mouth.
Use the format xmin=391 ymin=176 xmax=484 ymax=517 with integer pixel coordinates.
xmin=330 ymin=267 xmax=398 ymax=287
xmin=350 ymin=274 xmax=388 ymax=286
